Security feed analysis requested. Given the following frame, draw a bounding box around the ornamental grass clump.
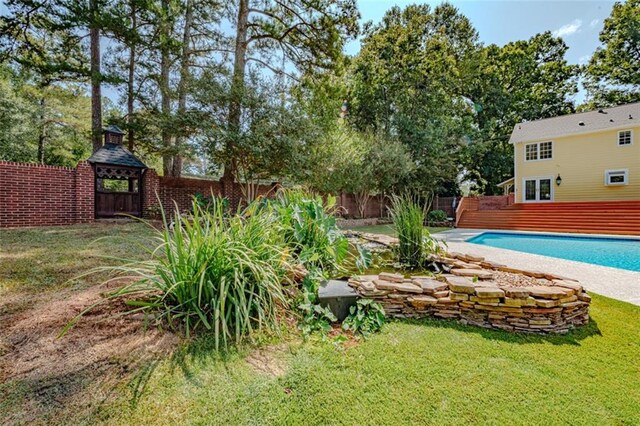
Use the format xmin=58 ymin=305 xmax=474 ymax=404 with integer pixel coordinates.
xmin=390 ymin=195 xmax=440 ymax=269
xmin=66 ymin=198 xmax=289 ymax=351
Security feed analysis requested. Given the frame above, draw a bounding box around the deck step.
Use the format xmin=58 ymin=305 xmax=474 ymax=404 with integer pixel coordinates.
xmin=458 ymin=200 xmax=640 ymax=235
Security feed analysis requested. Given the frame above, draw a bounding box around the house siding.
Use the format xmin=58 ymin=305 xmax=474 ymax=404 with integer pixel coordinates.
xmin=514 ymin=127 xmax=640 ymax=203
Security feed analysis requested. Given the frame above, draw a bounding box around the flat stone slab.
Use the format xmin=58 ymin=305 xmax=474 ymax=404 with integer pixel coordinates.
xmin=445 ymin=276 xmax=476 ymax=294
xmin=451 ymin=269 xmax=495 ymax=280
xmin=379 ymin=272 xmax=404 ymax=283
xmin=411 ymin=278 xmax=448 ymax=293
xmin=553 ymin=280 xmax=583 ymax=293
xmin=408 ymin=295 xmax=438 ymax=307
xmin=475 ymin=287 xmax=505 ymax=298
xmin=504 ymin=288 xmax=531 ymax=299
xmin=526 ymin=286 xmax=571 ymax=300
xmin=373 ymin=280 xmax=422 ymax=293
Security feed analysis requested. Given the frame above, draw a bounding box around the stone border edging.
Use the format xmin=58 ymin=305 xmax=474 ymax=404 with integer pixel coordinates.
xmin=348 ymin=253 xmax=591 ymax=334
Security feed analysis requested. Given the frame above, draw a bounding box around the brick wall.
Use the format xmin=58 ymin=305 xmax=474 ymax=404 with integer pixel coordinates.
xmin=0 ymin=161 xmax=94 ymax=228
xmin=1 ymin=161 xmax=401 ymax=228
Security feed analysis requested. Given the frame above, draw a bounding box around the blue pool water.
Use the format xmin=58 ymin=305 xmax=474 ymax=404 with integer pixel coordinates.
xmin=467 ymin=232 xmax=640 ymax=272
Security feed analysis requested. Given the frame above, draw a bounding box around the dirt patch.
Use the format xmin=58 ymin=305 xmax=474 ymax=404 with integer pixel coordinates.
xmin=246 ymin=344 xmax=289 ymax=378
xmin=0 ymin=280 xmax=179 ymax=424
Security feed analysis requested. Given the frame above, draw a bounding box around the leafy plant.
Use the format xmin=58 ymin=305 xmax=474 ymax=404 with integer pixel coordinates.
xmin=298 ymin=300 xmax=338 ymax=336
xmin=342 ymin=299 xmax=385 ymax=337
xmin=65 ymin=197 xmax=289 ymax=351
xmin=297 ymin=274 xmax=337 ymax=336
xmin=389 ymin=194 xmax=442 ymax=269
xmin=427 ymin=209 xmax=448 ymax=223
xmin=274 ymin=189 xmax=349 ymax=274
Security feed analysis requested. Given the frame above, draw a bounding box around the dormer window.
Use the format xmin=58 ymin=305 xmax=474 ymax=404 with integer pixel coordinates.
xmin=525 ymin=141 xmax=552 ymax=161
xmin=618 ymin=130 xmax=632 ymax=145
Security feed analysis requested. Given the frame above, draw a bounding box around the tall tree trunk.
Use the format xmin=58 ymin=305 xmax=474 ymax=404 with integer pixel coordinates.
xmin=160 ymin=0 xmax=173 ymax=176
xmin=127 ymin=0 xmax=136 ymax=153
xmin=223 ymin=0 xmax=249 ymax=181
xmin=37 ymin=96 xmax=46 ymax=163
xmin=90 ymin=0 xmax=102 ymax=153
xmin=173 ymin=0 xmax=194 ymax=178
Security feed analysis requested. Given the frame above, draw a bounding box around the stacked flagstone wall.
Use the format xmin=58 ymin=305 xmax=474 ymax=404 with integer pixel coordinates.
xmin=348 ymin=253 xmax=591 ymax=334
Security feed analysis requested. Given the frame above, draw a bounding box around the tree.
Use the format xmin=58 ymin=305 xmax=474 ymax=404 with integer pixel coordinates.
xmin=300 ymin=128 xmax=413 ymax=217
xmin=349 ymin=3 xmax=480 ymax=197
xmin=349 ymin=133 xmax=413 ymax=218
xmin=193 ymin=70 xmax=320 ymax=202
xmin=221 ymin=0 xmax=359 ymax=180
xmin=463 ymin=32 xmax=578 ymax=194
xmin=584 ymin=0 xmax=640 ymax=107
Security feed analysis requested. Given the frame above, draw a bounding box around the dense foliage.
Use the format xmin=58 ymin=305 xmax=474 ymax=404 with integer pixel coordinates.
xmin=584 ymin=0 xmax=640 ymax=107
xmin=273 ymin=189 xmax=349 ymax=275
xmin=65 ymin=189 xmax=368 ymax=347
xmin=1 ymin=0 xmax=638 ymax=196
xmin=427 ymin=210 xmax=448 ymax=223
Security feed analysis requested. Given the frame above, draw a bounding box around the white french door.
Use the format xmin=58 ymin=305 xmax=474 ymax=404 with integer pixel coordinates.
xmin=523 ymin=177 xmax=553 ymax=202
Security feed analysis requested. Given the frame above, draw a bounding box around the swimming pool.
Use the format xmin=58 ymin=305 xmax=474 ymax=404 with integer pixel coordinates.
xmin=467 ymin=232 xmax=640 ymax=272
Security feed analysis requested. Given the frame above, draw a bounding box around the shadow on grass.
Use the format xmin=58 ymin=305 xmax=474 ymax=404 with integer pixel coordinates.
xmin=398 ymin=315 xmax=602 ymax=346
xmin=167 ymin=333 xmax=244 ymax=383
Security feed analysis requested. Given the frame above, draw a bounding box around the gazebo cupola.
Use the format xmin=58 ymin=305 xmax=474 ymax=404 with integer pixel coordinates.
xmin=88 ymin=125 xmax=148 ymax=218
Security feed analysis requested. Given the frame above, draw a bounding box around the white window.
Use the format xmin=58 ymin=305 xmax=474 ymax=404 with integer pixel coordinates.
xmin=539 ymin=141 xmax=553 ymax=159
xmin=604 ymin=169 xmax=629 ymax=186
xmin=618 ymin=130 xmax=632 ymax=146
xmin=525 ymin=143 xmax=538 ymax=161
xmin=525 ymin=141 xmax=552 ymax=161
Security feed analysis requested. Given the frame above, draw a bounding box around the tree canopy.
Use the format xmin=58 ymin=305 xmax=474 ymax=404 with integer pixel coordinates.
xmin=0 ymin=0 xmax=637 ymax=202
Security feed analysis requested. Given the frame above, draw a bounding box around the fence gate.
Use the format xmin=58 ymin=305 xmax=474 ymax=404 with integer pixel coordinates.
xmin=94 ymin=165 xmax=143 ymax=218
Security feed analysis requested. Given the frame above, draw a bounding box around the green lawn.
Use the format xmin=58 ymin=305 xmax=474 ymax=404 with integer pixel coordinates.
xmin=1 ymin=223 xmax=640 ymax=425
xmin=347 ymin=223 xmax=451 ymax=236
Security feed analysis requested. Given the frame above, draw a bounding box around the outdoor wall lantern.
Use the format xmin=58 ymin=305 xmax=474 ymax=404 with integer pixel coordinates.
xmin=556 ymin=174 xmax=562 ymax=186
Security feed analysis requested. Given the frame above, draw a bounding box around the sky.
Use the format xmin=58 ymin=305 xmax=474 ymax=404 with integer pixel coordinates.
xmin=349 ymin=0 xmax=617 ymax=102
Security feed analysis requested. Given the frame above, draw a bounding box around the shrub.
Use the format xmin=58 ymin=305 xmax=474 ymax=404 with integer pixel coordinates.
xmin=273 ymin=189 xmax=349 ymax=275
xmin=342 ymin=299 xmax=385 ymax=337
xmin=428 ymin=209 xmax=448 ymax=223
xmin=389 ymin=194 xmax=441 ymax=269
xmin=67 ymin=198 xmax=289 ymax=351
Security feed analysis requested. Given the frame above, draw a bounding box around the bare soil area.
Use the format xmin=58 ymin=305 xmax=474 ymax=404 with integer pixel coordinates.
xmin=0 ymin=280 xmax=178 ymax=424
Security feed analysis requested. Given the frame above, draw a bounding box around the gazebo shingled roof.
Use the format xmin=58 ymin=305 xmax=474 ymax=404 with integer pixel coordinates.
xmin=87 ymin=125 xmax=147 ymax=169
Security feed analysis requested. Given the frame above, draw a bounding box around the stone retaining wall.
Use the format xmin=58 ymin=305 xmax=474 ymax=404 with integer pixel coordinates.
xmin=348 ymin=253 xmax=591 ymax=334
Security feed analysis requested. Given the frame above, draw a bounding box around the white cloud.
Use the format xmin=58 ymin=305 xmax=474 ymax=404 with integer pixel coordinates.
xmin=553 ymin=19 xmax=582 ymax=37
xmin=590 ymin=19 xmax=600 ymax=28
xmin=578 ymin=55 xmax=590 ymax=64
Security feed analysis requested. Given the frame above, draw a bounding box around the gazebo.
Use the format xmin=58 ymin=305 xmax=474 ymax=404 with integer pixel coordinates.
xmin=88 ymin=125 xmax=147 ymax=218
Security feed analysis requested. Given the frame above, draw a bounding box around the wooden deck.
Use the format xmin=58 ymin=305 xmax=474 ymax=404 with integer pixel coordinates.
xmin=457 ymin=200 xmax=640 ymax=236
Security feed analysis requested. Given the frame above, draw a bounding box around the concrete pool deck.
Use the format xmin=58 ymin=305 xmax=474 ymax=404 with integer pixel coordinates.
xmin=434 ymin=228 xmax=640 ymax=306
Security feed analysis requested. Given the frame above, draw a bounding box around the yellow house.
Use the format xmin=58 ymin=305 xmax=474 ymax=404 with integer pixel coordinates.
xmin=509 ymin=102 xmax=640 ymax=203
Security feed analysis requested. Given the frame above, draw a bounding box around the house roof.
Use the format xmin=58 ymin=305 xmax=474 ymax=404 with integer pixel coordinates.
xmin=509 ymin=102 xmax=640 ymax=144
xmin=88 ymin=142 xmax=147 ymax=169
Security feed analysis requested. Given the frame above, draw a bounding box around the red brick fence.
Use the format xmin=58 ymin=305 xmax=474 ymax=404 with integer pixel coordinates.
xmin=0 ymin=161 xmax=394 ymax=228
xmin=0 ymin=161 xmax=94 ymax=228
